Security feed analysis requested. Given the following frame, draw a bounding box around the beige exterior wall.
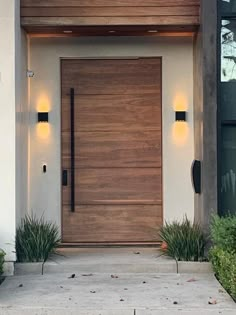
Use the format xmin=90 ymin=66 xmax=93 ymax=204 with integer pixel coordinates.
xmin=0 ymin=0 xmax=28 ymax=271
xmin=28 ymin=36 xmax=194 ymax=232
xmin=0 ymin=0 xmax=16 ymax=264
xmin=0 ymin=0 xmax=15 ymax=266
xmin=0 ymin=0 xmax=29 ymax=270
xmin=16 ymin=29 xmax=29 ymax=227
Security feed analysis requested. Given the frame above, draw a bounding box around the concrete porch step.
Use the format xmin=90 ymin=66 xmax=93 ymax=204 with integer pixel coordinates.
xmin=15 ymin=248 xmax=212 ymax=275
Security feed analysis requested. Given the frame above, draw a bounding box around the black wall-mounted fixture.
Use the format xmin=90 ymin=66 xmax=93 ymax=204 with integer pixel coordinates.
xmin=38 ymin=112 xmax=49 ymax=123
xmin=62 ymin=170 xmax=68 ymax=186
xmin=191 ymin=160 xmax=201 ymax=194
xmin=175 ymin=111 xmax=187 ymax=122
xmin=43 ymin=164 xmax=47 ymax=173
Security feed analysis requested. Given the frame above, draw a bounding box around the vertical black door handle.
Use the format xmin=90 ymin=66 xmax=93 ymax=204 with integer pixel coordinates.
xmin=70 ymin=88 xmax=75 ymax=212
xmin=62 ymin=170 xmax=68 ymax=186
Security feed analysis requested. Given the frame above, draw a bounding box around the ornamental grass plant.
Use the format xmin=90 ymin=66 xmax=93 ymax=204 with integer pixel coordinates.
xmin=16 ymin=215 xmax=60 ymax=263
xmin=159 ymin=216 xmax=206 ymax=261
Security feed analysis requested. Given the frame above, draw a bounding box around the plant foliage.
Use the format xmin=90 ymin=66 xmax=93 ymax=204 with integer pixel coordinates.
xmin=16 ymin=215 xmax=60 ymax=263
xmin=210 ymin=247 xmax=236 ymax=300
xmin=0 ymin=249 xmax=5 ymax=275
xmin=210 ymin=214 xmax=236 ymax=253
xmin=159 ymin=216 xmax=206 ymax=261
xmin=209 ymin=214 xmax=236 ymax=300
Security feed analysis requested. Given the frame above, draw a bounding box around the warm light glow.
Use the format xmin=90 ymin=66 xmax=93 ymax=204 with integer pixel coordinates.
xmin=172 ymin=92 xmax=189 ymax=145
xmin=36 ymin=123 xmax=51 ymax=140
xmin=36 ymin=93 xmax=51 ymax=112
xmin=173 ymin=93 xmax=188 ymax=111
xmin=172 ymin=122 xmax=189 ymax=146
xmin=35 ymin=93 xmax=51 ymax=140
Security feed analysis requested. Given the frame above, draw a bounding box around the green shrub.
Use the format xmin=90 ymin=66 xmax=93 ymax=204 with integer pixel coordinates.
xmin=0 ymin=249 xmax=5 ymax=275
xmin=209 ymin=214 xmax=236 ymax=300
xmin=159 ymin=216 xmax=206 ymax=261
xmin=210 ymin=214 xmax=236 ymax=253
xmin=210 ymin=247 xmax=236 ymax=300
xmin=16 ymin=215 xmax=60 ymax=263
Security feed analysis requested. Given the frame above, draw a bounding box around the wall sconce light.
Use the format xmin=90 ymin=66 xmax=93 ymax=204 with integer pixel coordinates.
xmin=38 ymin=112 xmax=49 ymax=123
xmin=175 ymin=111 xmax=187 ymax=122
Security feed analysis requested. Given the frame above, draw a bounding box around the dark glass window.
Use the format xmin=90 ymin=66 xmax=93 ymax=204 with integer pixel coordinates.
xmin=221 ymin=82 xmax=236 ymax=120
xmin=221 ymin=19 xmax=236 ymax=83
xmin=220 ymin=126 xmax=236 ymax=215
xmin=221 ymin=19 xmax=236 ymax=120
xmin=221 ymin=0 xmax=236 ymax=13
xmin=220 ymin=12 xmax=236 ymax=214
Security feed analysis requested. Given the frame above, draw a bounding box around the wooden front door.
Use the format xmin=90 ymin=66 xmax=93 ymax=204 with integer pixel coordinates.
xmin=61 ymin=58 xmax=162 ymax=244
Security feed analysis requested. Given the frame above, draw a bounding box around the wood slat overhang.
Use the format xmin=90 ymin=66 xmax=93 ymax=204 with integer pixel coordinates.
xmin=21 ymin=0 xmax=200 ymax=36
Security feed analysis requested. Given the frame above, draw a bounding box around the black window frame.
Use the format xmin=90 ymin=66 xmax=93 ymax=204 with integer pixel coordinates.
xmin=217 ymin=0 xmax=236 ymax=215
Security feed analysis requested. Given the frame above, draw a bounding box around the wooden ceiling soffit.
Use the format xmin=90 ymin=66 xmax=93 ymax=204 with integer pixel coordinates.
xmin=20 ymin=0 xmax=200 ymax=36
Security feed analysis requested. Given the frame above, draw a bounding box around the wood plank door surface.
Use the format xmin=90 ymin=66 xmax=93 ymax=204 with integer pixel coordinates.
xmin=61 ymin=58 xmax=162 ymax=243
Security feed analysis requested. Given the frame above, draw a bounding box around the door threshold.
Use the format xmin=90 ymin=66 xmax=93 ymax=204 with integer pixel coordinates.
xmin=59 ymin=242 xmax=161 ymax=248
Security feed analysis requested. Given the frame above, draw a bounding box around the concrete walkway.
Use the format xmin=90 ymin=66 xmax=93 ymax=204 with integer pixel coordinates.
xmin=0 ymin=248 xmax=235 ymax=314
xmin=0 ymin=273 xmax=235 ymax=314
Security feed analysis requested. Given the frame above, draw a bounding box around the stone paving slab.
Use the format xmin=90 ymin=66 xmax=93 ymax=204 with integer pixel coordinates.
xmin=177 ymin=261 xmax=212 ymax=273
xmin=137 ymin=309 xmax=236 ymax=315
xmin=0 ymin=308 xmax=134 ymax=315
xmin=0 ymin=309 xmax=236 ymax=315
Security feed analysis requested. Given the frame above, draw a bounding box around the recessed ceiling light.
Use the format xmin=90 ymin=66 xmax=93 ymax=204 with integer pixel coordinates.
xmin=147 ymin=30 xmax=158 ymax=33
xmin=108 ymin=30 xmax=116 ymax=33
xmin=63 ymin=30 xmax=73 ymax=34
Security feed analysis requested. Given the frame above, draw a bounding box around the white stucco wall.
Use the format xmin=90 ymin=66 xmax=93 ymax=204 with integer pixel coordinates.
xmin=29 ymin=36 xmax=194 ymax=233
xmin=0 ymin=1 xmax=28 ymax=269
xmin=0 ymin=0 xmax=17 ymax=263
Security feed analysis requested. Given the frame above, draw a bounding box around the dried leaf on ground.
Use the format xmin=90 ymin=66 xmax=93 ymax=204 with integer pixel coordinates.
xmin=187 ymin=278 xmax=197 ymax=282
xmin=208 ymin=298 xmax=217 ymax=305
